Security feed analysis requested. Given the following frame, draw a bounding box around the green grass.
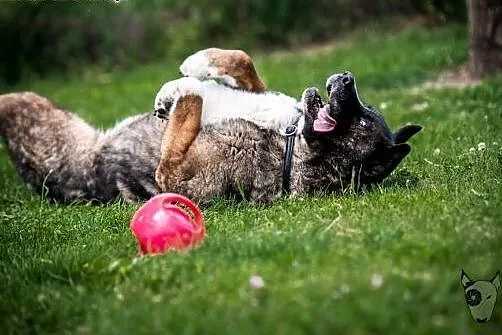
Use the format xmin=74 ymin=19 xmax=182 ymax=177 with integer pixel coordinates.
xmin=1 ymin=24 xmax=501 ymax=334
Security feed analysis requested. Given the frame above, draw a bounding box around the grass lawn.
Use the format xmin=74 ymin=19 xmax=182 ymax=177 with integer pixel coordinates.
xmin=1 ymin=24 xmax=501 ymax=334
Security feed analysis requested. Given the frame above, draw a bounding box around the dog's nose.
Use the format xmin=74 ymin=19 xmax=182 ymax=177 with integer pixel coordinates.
xmin=341 ymin=71 xmax=354 ymax=86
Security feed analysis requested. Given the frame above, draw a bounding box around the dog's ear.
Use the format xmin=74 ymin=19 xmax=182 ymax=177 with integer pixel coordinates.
xmin=461 ymin=269 xmax=474 ymax=288
xmin=394 ymin=124 xmax=422 ymax=144
xmin=381 ymin=143 xmax=411 ymax=177
xmin=361 ymin=143 xmax=411 ymax=182
xmin=490 ymin=271 xmax=501 ymax=291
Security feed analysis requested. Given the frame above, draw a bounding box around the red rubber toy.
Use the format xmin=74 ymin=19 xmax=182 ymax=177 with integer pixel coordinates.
xmin=130 ymin=193 xmax=205 ymax=254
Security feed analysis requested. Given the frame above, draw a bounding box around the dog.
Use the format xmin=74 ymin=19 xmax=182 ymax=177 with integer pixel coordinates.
xmin=461 ymin=269 xmax=500 ymax=323
xmin=155 ymin=48 xmax=304 ymax=131
xmin=0 ymin=48 xmax=421 ymax=204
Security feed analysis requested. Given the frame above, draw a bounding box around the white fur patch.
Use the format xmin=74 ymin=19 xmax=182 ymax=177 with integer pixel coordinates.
xmin=179 ymin=51 xmax=212 ymax=79
xmin=154 ymin=77 xmax=204 ymax=115
xmin=199 ymin=81 xmax=301 ymax=130
xmin=179 ymin=51 xmax=239 ymax=88
xmin=154 ymin=78 xmax=303 ymax=132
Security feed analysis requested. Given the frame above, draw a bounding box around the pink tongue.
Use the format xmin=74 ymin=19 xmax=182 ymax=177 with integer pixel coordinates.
xmin=313 ymin=105 xmax=337 ymax=132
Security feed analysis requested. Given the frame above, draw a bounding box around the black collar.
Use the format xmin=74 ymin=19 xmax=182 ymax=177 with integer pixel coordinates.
xmin=282 ymin=125 xmax=297 ymax=195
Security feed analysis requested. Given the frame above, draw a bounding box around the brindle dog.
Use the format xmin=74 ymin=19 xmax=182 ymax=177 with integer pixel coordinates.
xmin=153 ymin=71 xmax=421 ymax=204
xmin=0 ymin=49 xmax=421 ymax=203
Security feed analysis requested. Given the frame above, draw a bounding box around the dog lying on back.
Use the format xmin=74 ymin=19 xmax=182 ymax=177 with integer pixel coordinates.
xmin=0 ymin=48 xmax=421 ymax=204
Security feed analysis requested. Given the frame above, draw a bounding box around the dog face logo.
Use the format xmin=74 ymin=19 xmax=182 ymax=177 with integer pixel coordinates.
xmin=461 ymin=269 xmax=500 ymax=323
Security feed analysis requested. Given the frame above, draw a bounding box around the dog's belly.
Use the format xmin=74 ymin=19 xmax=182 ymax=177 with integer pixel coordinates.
xmin=176 ymin=119 xmax=284 ymax=204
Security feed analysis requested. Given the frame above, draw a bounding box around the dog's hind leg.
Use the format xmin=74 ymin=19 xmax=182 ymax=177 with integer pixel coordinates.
xmin=180 ymin=48 xmax=267 ymax=93
xmin=155 ymin=83 xmax=203 ymax=192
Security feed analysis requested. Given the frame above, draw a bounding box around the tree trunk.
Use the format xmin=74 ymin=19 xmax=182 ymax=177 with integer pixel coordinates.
xmin=468 ymin=0 xmax=502 ymax=78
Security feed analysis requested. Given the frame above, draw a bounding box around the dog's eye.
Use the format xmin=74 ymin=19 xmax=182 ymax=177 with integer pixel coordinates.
xmin=487 ymin=295 xmax=492 ymax=300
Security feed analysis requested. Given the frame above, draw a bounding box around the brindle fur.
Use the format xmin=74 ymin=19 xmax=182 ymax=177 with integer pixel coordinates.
xmin=153 ymin=73 xmax=421 ymax=204
xmin=0 ymin=52 xmax=421 ymax=204
xmin=0 ymin=92 xmax=164 ymax=202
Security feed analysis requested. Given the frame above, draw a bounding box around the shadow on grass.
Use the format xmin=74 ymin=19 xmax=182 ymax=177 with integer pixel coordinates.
xmin=381 ymin=169 xmax=421 ymax=190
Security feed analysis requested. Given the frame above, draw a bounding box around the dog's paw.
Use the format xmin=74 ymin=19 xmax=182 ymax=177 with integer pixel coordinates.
xmin=154 ymin=77 xmax=203 ymax=119
xmin=155 ymin=166 xmax=168 ymax=191
xmin=180 ymin=50 xmax=215 ymax=79
xmin=301 ymin=87 xmax=323 ymax=113
xmin=179 ymin=49 xmax=240 ymax=88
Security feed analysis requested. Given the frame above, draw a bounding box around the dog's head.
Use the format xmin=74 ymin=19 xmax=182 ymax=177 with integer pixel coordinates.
xmin=300 ymin=72 xmax=421 ymax=190
xmin=461 ymin=270 xmax=500 ymax=323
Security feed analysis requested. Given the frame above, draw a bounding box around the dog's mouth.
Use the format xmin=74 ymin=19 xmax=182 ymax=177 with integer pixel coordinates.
xmin=313 ymin=101 xmax=336 ymax=133
xmin=302 ymin=87 xmax=337 ymax=133
xmin=475 ymin=317 xmax=488 ymax=323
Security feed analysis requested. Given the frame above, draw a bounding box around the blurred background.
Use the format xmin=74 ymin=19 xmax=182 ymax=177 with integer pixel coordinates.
xmin=0 ymin=0 xmax=466 ymax=85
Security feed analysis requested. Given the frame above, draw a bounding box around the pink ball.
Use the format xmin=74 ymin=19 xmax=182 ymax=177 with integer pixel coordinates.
xmin=130 ymin=193 xmax=205 ymax=254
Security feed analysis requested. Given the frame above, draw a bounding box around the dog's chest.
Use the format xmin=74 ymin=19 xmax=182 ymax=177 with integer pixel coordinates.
xmin=200 ymin=82 xmax=302 ymax=131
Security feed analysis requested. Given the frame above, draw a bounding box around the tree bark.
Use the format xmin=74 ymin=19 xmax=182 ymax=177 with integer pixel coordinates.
xmin=468 ymin=0 xmax=502 ymax=78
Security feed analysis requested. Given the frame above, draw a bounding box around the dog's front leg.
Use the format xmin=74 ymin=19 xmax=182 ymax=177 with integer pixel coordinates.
xmin=180 ymin=48 xmax=267 ymax=93
xmin=155 ymin=90 xmax=203 ymax=192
